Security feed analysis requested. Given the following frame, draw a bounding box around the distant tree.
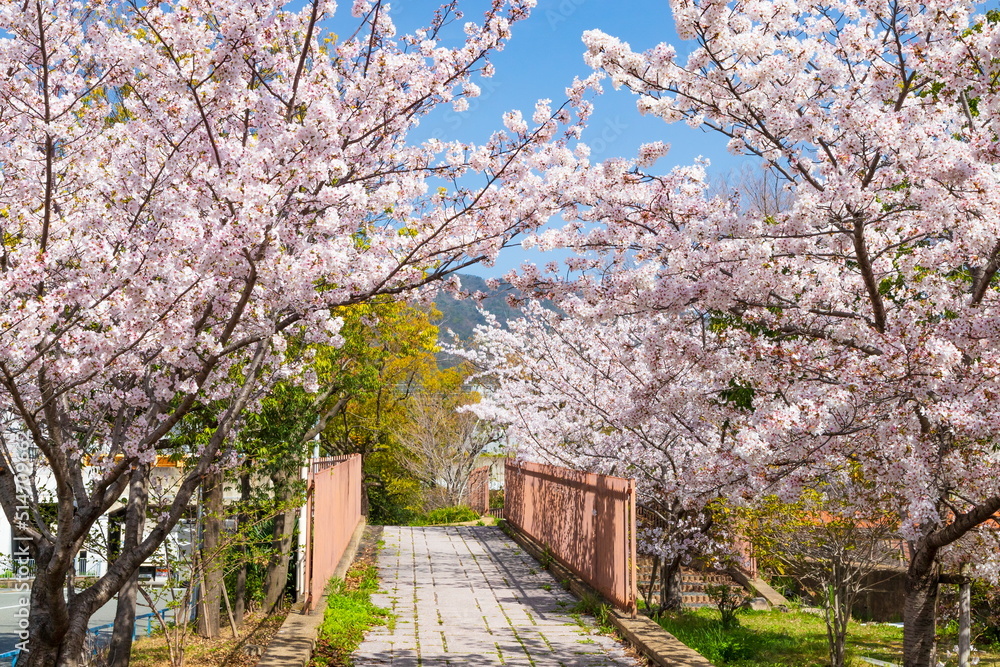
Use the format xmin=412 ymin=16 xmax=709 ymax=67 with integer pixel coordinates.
xmin=398 ymin=373 xmax=501 ymax=509
xmin=744 ymin=492 xmax=896 ymax=667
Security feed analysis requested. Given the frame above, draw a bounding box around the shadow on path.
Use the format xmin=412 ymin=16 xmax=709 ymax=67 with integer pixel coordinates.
xmin=353 ymin=526 xmax=638 ymax=667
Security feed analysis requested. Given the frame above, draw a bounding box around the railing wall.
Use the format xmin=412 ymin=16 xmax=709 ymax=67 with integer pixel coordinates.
xmin=466 ymin=465 xmax=490 ymax=515
xmin=504 ymin=460 xmax=637 ymax=614
xmin=303 ymin=454 xmax=363 ymax=612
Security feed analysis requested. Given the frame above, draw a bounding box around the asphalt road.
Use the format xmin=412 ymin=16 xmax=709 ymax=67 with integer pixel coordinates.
xmin=0 ymin=588 xmax=181 ymax=655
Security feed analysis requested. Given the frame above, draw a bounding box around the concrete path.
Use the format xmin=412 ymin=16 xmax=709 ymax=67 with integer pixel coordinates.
xmin=354 ymin=526 xmax=640 ymax=667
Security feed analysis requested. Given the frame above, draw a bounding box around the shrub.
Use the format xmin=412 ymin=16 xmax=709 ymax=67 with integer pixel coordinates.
xmin=425 ymin=505 xmax=480 ymax=524
xmin=408 ymin=505 xmax=480 ymax=525
xmin=939 ymin=579 xmax=1000 ymax=650
xmin=704 ymin=583 xmax=753 ymax=630
xmin=489 ymin=489 xmax=505 ymax=509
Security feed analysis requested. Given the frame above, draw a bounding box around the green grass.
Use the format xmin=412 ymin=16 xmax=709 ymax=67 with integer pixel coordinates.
xmin=655 ymin=608 xmax=905 ymax=666
xmin=657 ymin=607 xmax=1000 ymax=667
xmin=572 ymin=591 xmax=614 ymax=634
xmin=406 ymin=505 xmax=481 ymax=526
xmin=312 ymin=563 xmax=392 ymax=666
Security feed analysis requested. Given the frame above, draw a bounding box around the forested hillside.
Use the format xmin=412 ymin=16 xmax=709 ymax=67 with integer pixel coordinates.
xmin=432 ymin=274 xmax=525 ymax=342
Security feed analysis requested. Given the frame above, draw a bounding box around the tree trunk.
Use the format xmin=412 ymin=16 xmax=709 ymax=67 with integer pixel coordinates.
xmin=959 ymin=576 xmax=971 ymax=667
xmin=21 ymin=560 xmax=87 ymax=667
xmin=642 ymin=556 xmax=660 ymax=611
xmin=824 ymin=579 xmax=850 ymax=667
xmin=233 ymin=470 xmax=251 ymax=627
xmin=658 ymin=557 xmax=683 ymax=613
xmin=262 ymin=467 xmax=297 ymax=612
xmin=262 ymin=506 xmax=296 ymax=611
xmin=106 ymin=463 xmax=150 ymax=667
xmin=197 ymin=470 xmax=224 ymax=639
xmin=903 ymin=542 xmax=939 ymax=667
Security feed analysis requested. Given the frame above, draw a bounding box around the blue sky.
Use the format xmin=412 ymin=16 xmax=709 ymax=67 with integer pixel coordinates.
xmin=411 ymin=0 xmax=739 ymax=165
xmin=418 ymin=1 xmax=751 ymax=277
xmin=347 ymin=1 xmax=754 ymax=278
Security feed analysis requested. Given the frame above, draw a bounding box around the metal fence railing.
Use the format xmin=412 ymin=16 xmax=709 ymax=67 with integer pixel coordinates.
xmin=76 ymin=560 xmax=103 ymax=578
xmin=0 ymin=559 xmax=35 ymax=579
xmin=0 ymin=607 xmax=176 ymax=667
xmin=0 ymin=558 xmax=104 ymax=580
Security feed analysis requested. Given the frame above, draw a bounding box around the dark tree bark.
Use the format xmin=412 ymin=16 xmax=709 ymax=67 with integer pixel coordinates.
xmin=106 ymin=463 xmax=150 ymax=667
xmin=903 ymin=540 xmax=940 ymax=667
xmin=2 ymin=343 xmax=271 ymax=666
xmin=233 ymin=470 xmax=252 ymax=627
xmin=658 ymin=556 xmax=683 ymax=613
xmin=197 ymin=469 xmax=224 ymax=638
xmin=262 ymin=466 xmax=297 ymax=612
xmin=900 ymin=494 xmax=1000 ymax=667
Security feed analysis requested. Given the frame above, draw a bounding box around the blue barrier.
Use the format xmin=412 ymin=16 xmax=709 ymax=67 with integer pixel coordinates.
xmin=0 ymin=607 xmax=175 ymax=666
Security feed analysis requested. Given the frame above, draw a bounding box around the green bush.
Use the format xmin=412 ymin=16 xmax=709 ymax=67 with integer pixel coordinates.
xmin=426 ymin=505 xmax=480 ymax=524
xmin=408 ymin=505 xmax=480 ymax=525
xmin=223 ymin=517 xmax=273 ymax=608
xmin=705 ymin=583 xmax=753 ymax=630
xmin=938 ymin=579 xmax=1000 ymax=651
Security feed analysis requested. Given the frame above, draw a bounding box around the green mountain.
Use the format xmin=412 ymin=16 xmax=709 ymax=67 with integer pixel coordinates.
xmin=432 ymin=274 xmax=523 ymax=343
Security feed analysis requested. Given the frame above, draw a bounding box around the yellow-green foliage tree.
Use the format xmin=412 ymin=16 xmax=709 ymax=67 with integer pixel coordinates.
xmin=238 ymin=298 xmax=442 ymax=607
xmin=320 ymin=303 xmax=485 ymax=523
xmin=727 ymin=491 xmax=895 ymax=667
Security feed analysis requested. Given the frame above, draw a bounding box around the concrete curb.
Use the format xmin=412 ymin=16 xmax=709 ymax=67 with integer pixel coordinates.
xmin=501 ymin=521 xmax=716 ymax=667
xmin=257 ymin=518 xmax=368 ymax=667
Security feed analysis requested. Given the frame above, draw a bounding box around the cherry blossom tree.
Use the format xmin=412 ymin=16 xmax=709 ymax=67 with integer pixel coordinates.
xmin=502 ymin=1 xmax=1000 ymax=664
xmin=462 ymin=302 xmax=749 ymax=610
xmin=0 ymin=0 xmax=593 ymax=663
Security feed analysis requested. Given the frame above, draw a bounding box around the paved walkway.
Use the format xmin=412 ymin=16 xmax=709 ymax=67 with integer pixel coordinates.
xmin=355 ymin=526 xmax=640 ymax=667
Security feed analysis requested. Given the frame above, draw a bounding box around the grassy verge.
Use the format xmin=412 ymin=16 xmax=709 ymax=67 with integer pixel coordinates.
xmin=657 ymin=608 xmax=1000 ymax=667
xmin=310 ymin=528 xmax=392 ymax=666
xmin=656 ymin=607 xmax=1000 ymax=666
xmin=655 ymin=608 xmax=904 ymax=666
xmin=130 ymin=610 xmax=288 ymax=667
xmin=405 ymin=505 xmax=481 ymax=526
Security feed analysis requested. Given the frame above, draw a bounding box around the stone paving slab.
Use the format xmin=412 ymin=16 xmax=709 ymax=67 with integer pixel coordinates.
xmin=353 ymin=526 xmax=640 ymax=667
